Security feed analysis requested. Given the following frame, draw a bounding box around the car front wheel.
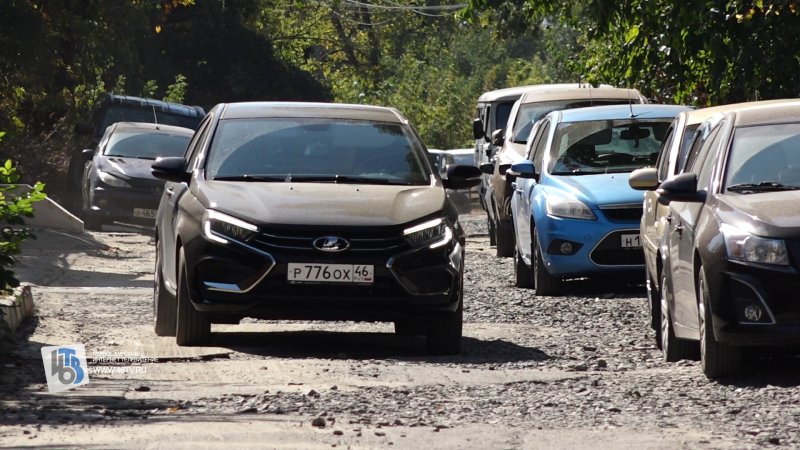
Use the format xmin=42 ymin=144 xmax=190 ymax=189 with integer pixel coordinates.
xmin=495 ymin=219 xmax=515 ymax=258
xmin=153 ymin=240 xmax=177 ymax=336
xmin=698 ymin=267 xmax=742 ymax=379
xmin=426 ymin=278 xmax=463 ymax=355
xmin=532 ymin=227 xmax=562 ymax=296
xmin=175 ymin=248 xmax=211 ymax=346
xmin=514 ymin=243 xmax=533 ymax=288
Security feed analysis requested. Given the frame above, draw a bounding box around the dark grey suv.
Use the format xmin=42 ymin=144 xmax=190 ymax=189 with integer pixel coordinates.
xmin=151 ymin=102 xmax=481 ymax=355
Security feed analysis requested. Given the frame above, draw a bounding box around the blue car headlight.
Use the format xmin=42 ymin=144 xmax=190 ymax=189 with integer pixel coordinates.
xmin=404 ymin=218 xmax=453 ymax=249
xmin=545 ymin=193 xmax=596 ymax=220
xmin=97 ymin=170 xmax=131 ymax=188
xmin=202 ymin=210 xmax=259 ymax=245
xmin=722 ymin=223 xmax=788 ymax=265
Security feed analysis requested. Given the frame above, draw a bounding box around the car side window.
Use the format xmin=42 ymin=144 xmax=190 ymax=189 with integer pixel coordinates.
xmin=185 ymin=117 xmax=213 ymax=172
xmin=656 ymin=125 xmax=675 ymax=181
xmin=530 ymin=120 xmax=551 ymax=173
xmin=683 ymin=126 xmax=709 ymax=174
xmin=696 ymin=125 xmax=724 ymax=191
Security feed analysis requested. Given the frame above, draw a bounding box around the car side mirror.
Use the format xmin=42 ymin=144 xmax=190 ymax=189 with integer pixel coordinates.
xmin=629 ymin=167 xmax=659 ymax=191
xmin=508 ymin=160 xmax=537 ymax=180
xmin=491 ymin=129 xmax=504 ymax=147
xmin=152 ymin=157 xmax=191 ymax=183
xmin=479 ymin=162 xmax=495 ymax=175
xmin=472 ymin=119 xmax=486 ymax=140
xmin=444 ymin=165 xmax=482 ymax=190
xmin=75 ymin=123 xmax=93 ymax=135
xmin=81 ymin=149 xmax=95 ymax=160
xmin=656 ymin=172 xmax=705 ymax=204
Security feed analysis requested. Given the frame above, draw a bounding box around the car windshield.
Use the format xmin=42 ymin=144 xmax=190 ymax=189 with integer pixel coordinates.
xmin=549 ymin=119 xmax=671 ymax=175
xmin=725 ymin=122 xmax=800 ymax=193
xmin=104 ymin=130 xmax=191 ymax=159
xmin=205 ymin=118 xmax=431 ymax=185
xmin=511 ymin=100 xmax=632 ymax=144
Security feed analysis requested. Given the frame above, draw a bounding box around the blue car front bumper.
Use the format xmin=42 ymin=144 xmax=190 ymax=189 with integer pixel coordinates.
xmin=536 ymin=213 xmax=643 ymax=278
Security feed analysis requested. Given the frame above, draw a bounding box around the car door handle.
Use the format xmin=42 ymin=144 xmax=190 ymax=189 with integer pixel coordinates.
xmin=166 ymin=187 xmax=174 ymax=197
xmin=665 ymin=214 xmax=672 ymax=224
xmin=674 ymin=223 xmax=683 ymax=235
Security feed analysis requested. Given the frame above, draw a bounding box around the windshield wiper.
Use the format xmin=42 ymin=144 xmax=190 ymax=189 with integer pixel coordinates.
xmin=727 ymin=181 xmax=800 ymax=193
xmin=212 ymin=174 xmax=287 ymax=182
xmin=288 ymin=175 xmax=411 ymax=185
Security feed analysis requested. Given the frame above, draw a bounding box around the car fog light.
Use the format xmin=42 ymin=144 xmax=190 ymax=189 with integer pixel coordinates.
xmin=744 ymin=304 xmax=763 ymax=322
xmin=560 ymin=242 xmax=573 ymax=254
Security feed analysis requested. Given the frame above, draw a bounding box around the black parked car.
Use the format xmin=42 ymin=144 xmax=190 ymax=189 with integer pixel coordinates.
xmin=82 ymin=122 xmax=194 ymax=230
xmin=151 ymin=102 xmax=481 ymax=354
xmin=652 ymin=100 xmax=800 ymax=378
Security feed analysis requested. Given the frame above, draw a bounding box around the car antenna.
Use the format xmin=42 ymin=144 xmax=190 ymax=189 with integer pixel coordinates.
xmin=627 ymin=86 xmax=635 ymax=118
xmin=152 ymin=105 xmax=158 ymax=125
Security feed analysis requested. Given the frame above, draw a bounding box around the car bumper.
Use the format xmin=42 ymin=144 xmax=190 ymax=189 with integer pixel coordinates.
xmin=710 ymin=259 xmax=800 ymax=347
xmin=89 ymin=185 xmax=162 ymax=223
xmin=182 ymin=225 xmax=464 ymax=321
xmin=536 ymin=214 xmax=644 ymax=277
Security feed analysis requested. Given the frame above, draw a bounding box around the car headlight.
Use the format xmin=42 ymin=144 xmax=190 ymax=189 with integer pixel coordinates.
xmin=97 ymin=170 xmax=130 ymax=188
xmin=404 ymin=218 xmax=453 ymax=249
xmin=202 ymin=210 xmax=258 ymax=244
xmin=722 ymin=223 xmax=788 ymax=265
xmin=545 ymin=194 xmax=596 ymax=220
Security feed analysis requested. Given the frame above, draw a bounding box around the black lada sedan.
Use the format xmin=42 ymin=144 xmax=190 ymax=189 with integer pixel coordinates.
xmin=151 ymin=102 xmax=481 ymax=354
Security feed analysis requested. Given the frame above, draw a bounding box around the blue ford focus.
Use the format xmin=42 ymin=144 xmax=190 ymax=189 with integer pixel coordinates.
xmin=509 ymin=104 xmax=691 ymax=295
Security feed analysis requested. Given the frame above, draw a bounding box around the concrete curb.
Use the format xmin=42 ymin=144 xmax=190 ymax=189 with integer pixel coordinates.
xmin=3 ymin=184 xmax=84 ymax=233
xmin=0 ymin=284 xmax=35 ymax=339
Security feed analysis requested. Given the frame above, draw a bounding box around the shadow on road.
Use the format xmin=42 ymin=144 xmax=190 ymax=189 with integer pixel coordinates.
xmin=209 ymin=329 xmax=550 ymax=364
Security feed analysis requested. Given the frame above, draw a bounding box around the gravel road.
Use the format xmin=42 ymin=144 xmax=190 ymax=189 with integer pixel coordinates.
xmin=0 ymin=214 xmax=798 ymax=449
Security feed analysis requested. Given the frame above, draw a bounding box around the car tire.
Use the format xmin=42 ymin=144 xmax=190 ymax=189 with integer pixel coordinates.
xmin=660 ymin=274 xmax=697 ymax=362
xmin=495 ymin=219 xmax=515 ymax=258
xmin=647 ymin=266 xmax=662 ymax=349
xmin=698 ymin=267 xmax=742 ymax=379
xmin=532 ymin=227 xmax=562 ymax=296
xmin=394 ymin=320 xmax=426 ymax=336
xmin=153 ymin=240 xmax=177 ymax=337
xmin=487 ymin=216 xmax=496 ymax=246
xmin=175 ymin=248 xmax=211 ymax=346
xmin=514 ymin=244 xmax=533 ymax=289
xmin=426 ymin=279 xmax=463 ymax=355
xmin=83 ymin=213 xmax=104 ymax=231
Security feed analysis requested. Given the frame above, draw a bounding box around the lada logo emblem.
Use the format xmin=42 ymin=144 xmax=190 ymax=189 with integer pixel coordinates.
xmin=313 ymin=236 xmax=350 ymax=253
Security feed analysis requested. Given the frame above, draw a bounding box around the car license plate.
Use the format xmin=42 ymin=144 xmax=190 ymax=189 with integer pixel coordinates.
xmin=287 ymin=263 xmax=374 ymax=284
xmin=620 ymin=233 xmax=641 ymax=248
xmin=133 ymin=208 xmax=157 ymax=219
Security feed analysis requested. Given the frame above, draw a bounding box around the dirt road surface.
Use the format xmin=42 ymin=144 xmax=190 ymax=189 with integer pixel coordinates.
xmin=1 ymin=215 xmax=798 ymax=449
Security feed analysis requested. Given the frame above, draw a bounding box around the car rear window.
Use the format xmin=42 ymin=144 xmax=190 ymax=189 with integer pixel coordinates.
xmin=105 ymin=130 xmax=191 ymax=159
xmin=205 ymin=118 xmax=431 ymax=185
xmin=549 ymin=119 xmax=671 ymax=175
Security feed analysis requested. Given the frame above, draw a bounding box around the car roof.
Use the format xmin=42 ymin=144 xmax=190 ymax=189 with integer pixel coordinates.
xmin=556 ymin=104 xmax=693 ymax=122
xmin=112 ymin=121 xmax=195 ymax=135
xmin=683 ymin=99 xmax=800 ymax=126
xmin=727 ymin=99 xmax=800 ymax=127
xmin=476 ymin=83 xmax=615 ymax=103
xmin=218 ymin=102 xmax=407 ymax=123
xmin=519 ymin=86 xmax=645 ymax=105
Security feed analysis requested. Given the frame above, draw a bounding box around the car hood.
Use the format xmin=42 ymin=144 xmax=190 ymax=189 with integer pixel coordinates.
xmin=717 ymin=192 xmax=800 ymax=238
xmin=546 ymin=173 xmax=643 ymax=207
xmin=498 ymin=142 xmax=527 ymax=164
xmin=195 ymin=181 xmax=446 ymax=226
xmin=96 ymin=156 xmax=157 ymax=180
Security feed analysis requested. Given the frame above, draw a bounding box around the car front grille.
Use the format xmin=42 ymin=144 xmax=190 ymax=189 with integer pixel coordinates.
xmin=251 ymin=226 xmax=408 ymax=253
xmin=598 ymin=204 xmax=643 ymax=223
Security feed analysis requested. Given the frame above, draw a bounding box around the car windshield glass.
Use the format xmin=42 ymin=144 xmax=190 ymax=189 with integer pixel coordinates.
xmin=104 ymin=130 xmax=191 ymax=159
xmin=511 ymin=100 xmax=631 ymax=144
xmin=99 ymin=106 xmax=201 ymax=133
xmin=548 ymin=119 xmax=671 ymax=175
xmin=725 ymin=122 xmax=800 ymax=192
xmin=205 ymin=118 xmax=431 ymax=185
